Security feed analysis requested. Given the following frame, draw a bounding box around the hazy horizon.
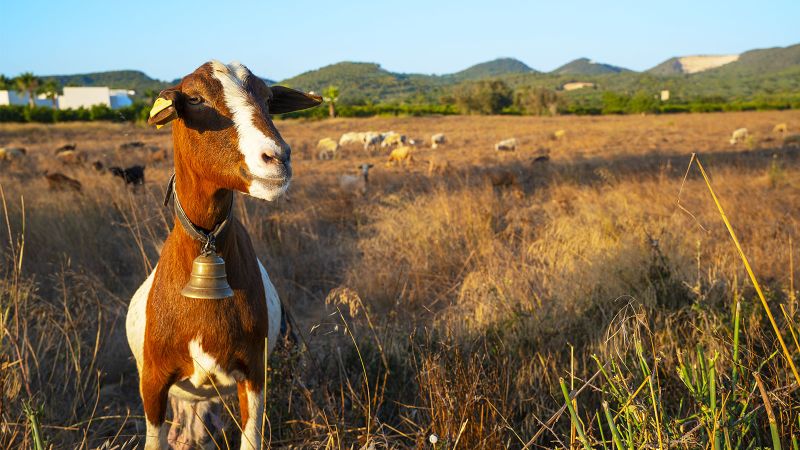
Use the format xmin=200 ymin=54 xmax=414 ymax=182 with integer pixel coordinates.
xmin=2 ymin=0 xmax=798 ymax=81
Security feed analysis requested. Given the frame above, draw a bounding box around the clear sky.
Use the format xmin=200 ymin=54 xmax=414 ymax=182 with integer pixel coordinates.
xmin=1 ymin=0 xmax=797 ymax=81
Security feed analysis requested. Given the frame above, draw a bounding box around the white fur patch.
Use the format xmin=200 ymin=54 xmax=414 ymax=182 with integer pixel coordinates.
xmin=258 ymin=259 xmax=282 ymax=353
xmin=240 ymin=387 xmax=265 ymax=450
xmin=145 ymin=419 xmax=166 ymax=450
xmin=210 ymin=60 xmax=288 ymax=201
xmin=126 ymin=266 xmax=156 ymax=373
xmin=188 ymin=337 xmax=242 ymax=388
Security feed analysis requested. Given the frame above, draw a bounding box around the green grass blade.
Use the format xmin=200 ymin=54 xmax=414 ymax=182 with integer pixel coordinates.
xmin=560 ymin=377 xmax=592 ymax=450
xmin=603 ymin=401 xmax=625 ymax=450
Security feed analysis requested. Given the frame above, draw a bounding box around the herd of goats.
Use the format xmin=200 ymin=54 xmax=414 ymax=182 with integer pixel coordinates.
xmin=1 ymin=122 xmax=797 ymax=196
xmin=0 ymin=129 xmax=547 ymax=196
xmin=0 ymin=141 xmax=165 ymax=192
xmin=316 ymin=130 xmax=528 ymax=162
xmin=319 ymin=130 xmax=554 ymax=195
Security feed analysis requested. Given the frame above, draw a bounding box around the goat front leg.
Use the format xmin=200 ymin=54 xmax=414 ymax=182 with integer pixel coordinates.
xmin=140 ymin=364 xmax=172 ymax=450
xmin=237 ymin=377 xmax=265 ymax=450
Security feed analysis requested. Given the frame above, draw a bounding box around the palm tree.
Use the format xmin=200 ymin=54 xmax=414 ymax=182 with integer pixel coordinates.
xmin=15 ymin=72 xmax=41 ymax=108
xmin=39 ymin=80 xmax=60 ymax=109
xmin=323 ymin=85 xmax=340 ymax=118
xmin=0 ymin=75 xmax=10 ymax=90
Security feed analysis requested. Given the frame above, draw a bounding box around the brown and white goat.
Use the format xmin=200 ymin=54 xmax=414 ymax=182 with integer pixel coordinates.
xmin=126 ymin=61 xmax=320 ymax=450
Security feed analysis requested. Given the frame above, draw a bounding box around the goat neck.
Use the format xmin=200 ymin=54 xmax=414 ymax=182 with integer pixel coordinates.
xmin=172 ymin=150 xmax=235 ymax=236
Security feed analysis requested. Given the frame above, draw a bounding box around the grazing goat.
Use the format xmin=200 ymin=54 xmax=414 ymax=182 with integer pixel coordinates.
xmin=110 ymin=165 xmax=146 ymax=185
xmin=495 ymin=138 xmax=518 ymax=151
xmin=56 ymin=149 xmax=88 ymax=165
xmin=773 ymin=123 xmax=788 ymax=134
xmin=92 ymin=160 xmax=105 ymax=172
xmin=120 ymin=141 xmax=147 ymax=151
xmin=55 ymin=143 xmax=77 ymax=154
xmin=431 ymin=133 xmax=447 ymax=149
xmin=387 ymin=145 xmax=414 ymax=165
xmin=339 ymin=131 xmax=363 ymax=147
xmin=44 ymin=171 xmax=82 ymax=192
xmin=381 ymin=132 xmax=407 ymax=148
xmin=730 ymin=128 xmax=748 ymax=145
xmin=317 ymin=137 xmax=339 ymax=160
xmin=363 ymin=132 xmax=382 ymax=153
xmin=0 ymin=147 xmax=27 ymax=162
xmin=126 ymin=60 xmax=320 ymax=450
xmin=552 ymin=129 xmax=566 ymax=140
xmin=339 ymin=163 xmax=374 ymax=195
xmin=338 ymin=131 xmax=384 ymax=152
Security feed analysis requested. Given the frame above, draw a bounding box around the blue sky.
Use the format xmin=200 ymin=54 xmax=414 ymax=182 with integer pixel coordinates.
xmin=1 ymin=0 xmax=797 ymax=81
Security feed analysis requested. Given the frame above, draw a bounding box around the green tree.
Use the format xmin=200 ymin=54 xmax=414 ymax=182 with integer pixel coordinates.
xmin=628 ymin=90 xmax=659 ymax=114
xmin=38 ymin=80 xmax=61 ymax=109
xmin=322 ymin=85 xmax=340 ymax=118
xmin=601 ymin=91 xmax=630 ymax=115
xmin=514 ymin=87 xmax=562 ymax=115
xmin=0 ymin=75 xmax=10 ymax=90
xmin=455 ymin=80 xmax=513 ymax=114
xmin=15 ymin=72 xmax=41 ymax=108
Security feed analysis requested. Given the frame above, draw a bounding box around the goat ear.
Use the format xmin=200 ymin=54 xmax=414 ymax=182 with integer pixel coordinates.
xmin=269 ymin=86 xmax=322 ymax=114
xmin=148 ymin=88 xmax=180 ymax=128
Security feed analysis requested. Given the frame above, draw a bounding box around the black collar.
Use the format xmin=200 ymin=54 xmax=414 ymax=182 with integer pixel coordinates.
xmin=164 ymin=173 xmax=233 ymax=254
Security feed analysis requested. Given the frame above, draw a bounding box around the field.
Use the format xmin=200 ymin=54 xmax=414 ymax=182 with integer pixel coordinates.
xmin=1 ymin=110 xmax=800 ymax=449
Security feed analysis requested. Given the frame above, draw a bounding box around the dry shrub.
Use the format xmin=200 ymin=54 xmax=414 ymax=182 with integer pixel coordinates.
xmin=1 ymin=264 xmax=132 ymax=448
xmin=348 ymin=186 xmax=498 ymax=311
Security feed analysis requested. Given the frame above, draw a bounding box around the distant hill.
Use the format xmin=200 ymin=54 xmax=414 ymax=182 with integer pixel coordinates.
xmin=449 ymin=58 xmax=536 ymax=80
xmin=647 ymin=45 xmax=800 ymax=76
xmin=553 ymin=58 xmax=630 ymax=75
xmin=279 ymin=62 xmax=450 ymax=104
xmin=279 ymin=58 xmax=537 ymax=103
xmin=647 ymin=57 xmax=684 ymax=75
xmin=707 ymin=44 xmax=800 ymax=75
xmin=648 ymin=55 xmax=739 ymax=75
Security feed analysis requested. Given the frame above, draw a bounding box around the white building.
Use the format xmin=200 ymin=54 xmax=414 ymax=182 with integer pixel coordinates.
xmin=660 ymin=90 xmax=670 ymax=101
xmin=59 ymin=86 xmax=133 ymax=110
xmin=0 ymin=86 xmax=134 ymax=109
xmin=57 ymin=87 xmax=110 ymax=109
xmin=0 ymin=90 xmax=57 ymax=107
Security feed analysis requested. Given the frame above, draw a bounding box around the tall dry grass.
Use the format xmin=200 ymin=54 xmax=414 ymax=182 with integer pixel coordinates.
xmin=1 ymin=111 xmax=799 ymax=448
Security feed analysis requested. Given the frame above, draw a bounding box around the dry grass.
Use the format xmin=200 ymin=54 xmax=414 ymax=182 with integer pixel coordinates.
xmin=1 ymin=110 xmax=800 ymax=448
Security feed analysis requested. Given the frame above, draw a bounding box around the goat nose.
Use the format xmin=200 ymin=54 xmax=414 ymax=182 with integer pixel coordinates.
xmin=261 ymin=152 xmax=278 ymax=164
xmin=261 ymin=147 xmax=290 ymax=165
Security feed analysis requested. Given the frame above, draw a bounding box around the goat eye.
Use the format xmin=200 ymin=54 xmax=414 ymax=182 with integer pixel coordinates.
xmin=187 ymin=96 xmax=203 ymax=105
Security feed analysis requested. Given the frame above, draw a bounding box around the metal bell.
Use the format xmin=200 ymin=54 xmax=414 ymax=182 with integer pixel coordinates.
xmin=181 ymin=252 xmax=234 ymax=299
